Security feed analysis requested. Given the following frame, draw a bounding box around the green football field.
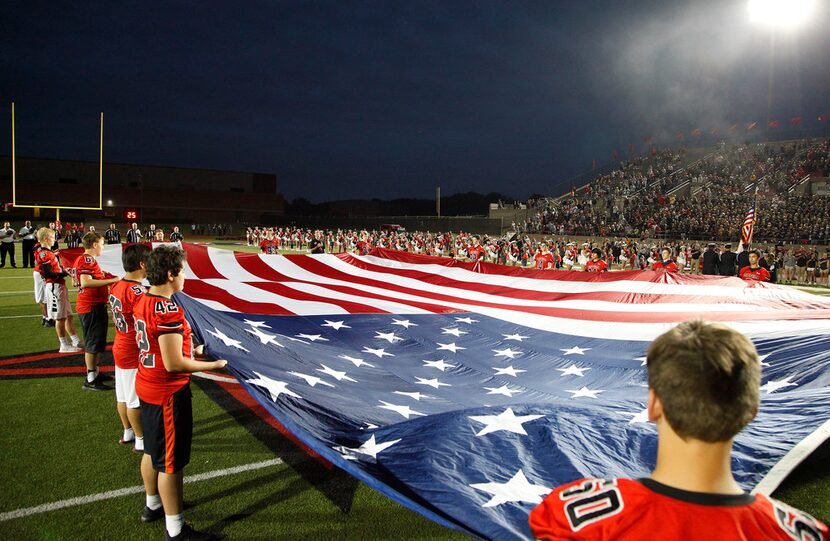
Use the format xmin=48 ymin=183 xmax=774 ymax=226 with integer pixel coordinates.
xmin=0 ymin=244 xmax=827 ymax=540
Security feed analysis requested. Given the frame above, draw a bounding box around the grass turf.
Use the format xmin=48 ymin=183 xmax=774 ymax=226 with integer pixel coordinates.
xmin=0 ymin=245 xmax=828 ymax=540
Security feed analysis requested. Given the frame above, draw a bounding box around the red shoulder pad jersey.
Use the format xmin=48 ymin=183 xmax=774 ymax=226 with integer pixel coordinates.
xmin=652 ymin=260 xmax=678 ymax=272
xmin=529 ymin=477 xmax=829 ymax=541
xmin=740 ymin=266 xmax=771 ymax=282
xmin=108 ymin=279 xmax=146 ymax=369
xmin=134 ymin=294 xmax=192 ymax=405
xmin=33 ymin=243 xmax=44 ymax=274
xmin=36 ymin=247 xmax=64 ymax=284
xmin=259 ymin=239 xmax=279 ymax=254
xmin=468 ymin=245 xmax=485 ymax=261
xmin=584 ymin=260 xmax=608 ymax=272
xmin=72 ymin=254 xmax=110 ymax=313
xmin=535 ymin=252 xmax=555 ymax=270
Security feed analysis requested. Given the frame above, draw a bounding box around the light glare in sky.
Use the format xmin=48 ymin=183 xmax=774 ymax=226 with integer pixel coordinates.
xmin=748 ymin=0 xmax=817 ymax=29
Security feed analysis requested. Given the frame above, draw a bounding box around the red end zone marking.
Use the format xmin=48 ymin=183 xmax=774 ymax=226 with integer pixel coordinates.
xmin=0 ymin=344 xmax=114 ymax=367
xmin=0 ymin=366 xmax=114 ymax=376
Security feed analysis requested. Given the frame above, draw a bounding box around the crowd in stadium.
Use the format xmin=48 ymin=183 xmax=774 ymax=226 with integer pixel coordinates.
xmin=522 ymin=139 xmax=830 ymax=242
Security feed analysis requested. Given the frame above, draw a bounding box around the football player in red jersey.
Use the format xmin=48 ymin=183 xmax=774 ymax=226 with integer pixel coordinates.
xmin=134 ymin=245 xmax=227 ymax=539
xmin=739 ymin=250 xmax=771 ymax=282
xmin=535 ymin=242 xmax=555 ymax=270
xmin=108 ymin=244 xmax=152 ymax=453
xmin=584 ymin=248 xmax=608 ymax=273
xmin=467 ymin=236 xmax=486 ymax=261
xmin=652 ymin=248 xmax=679 ymax=272
xmin=73 ymin=232 xmax=119 ymax=391
xmin=530 ymin=321 xmax=828 ymax=540
xmin=36 ymin=228 xmax=82 ymax=351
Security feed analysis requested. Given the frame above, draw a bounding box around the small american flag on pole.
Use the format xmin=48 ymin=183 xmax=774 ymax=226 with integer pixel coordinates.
xmin=741 ymin=202 xmax=756 ymax=247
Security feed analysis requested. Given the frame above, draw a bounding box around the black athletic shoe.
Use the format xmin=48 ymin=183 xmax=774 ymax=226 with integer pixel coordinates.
xmin=165 ymin=523 xmax=220 ymax=541
xmin=47 ymin=319 xmax=56 ymax=327
xmin=140 ymin=505 xmax=164 ymax=523
xmin=41 ymin=318 xmax=48 ymax=327
xmin=82 ymin=378 xmax=108 ymax=391
xmin=97 ymin=372 xmax=114 ymax=382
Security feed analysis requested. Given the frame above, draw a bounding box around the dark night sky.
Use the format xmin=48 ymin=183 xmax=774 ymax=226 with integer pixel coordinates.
xmin=3 ymin=1 xmax=829 ymax=202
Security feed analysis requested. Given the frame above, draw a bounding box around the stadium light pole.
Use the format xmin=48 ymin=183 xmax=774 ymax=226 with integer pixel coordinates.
xmin=747 ymin=0 xmax=818 ymax=141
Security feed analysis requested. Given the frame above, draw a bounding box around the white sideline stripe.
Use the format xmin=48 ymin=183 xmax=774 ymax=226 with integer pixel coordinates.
xmin=0 ymin=291 xmax=31 ymax=295
xmin=752 ymin=418 xmax=830 ymax=496
xmin=192 ymin=371 xmax=238 ymax=383
xmin=0 ymin=314 xmax=41 ymax=319
xmin=0 ymin=458 xmax=283 ymax=522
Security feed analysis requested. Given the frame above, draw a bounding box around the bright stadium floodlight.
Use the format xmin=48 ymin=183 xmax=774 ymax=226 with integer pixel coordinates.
xmin=748 ymin=0 xmax=817 ymax=29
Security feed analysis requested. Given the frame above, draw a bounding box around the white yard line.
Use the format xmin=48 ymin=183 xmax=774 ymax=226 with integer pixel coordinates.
xmin=0 ymin=458 xmax=283 ymax=522
xmin=0 ymin=314 xmax=42 ymax=319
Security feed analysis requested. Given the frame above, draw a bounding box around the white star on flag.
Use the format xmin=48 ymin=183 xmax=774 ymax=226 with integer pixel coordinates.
xmin=207 ymin=328 xmax=249 ymax=352
xmin=455 ymin=317 xmax=479 ymax=324
xmin=493 ymin=366 xmax=526 ymax=377
xmin=289 ymin=371 xmax=335 ymax=388
xmin=246 ymin=372 xmax=302 ymax=401
xmin=626 ymin=408 xmax=650 ymax=424
xmin=437 ymin=342 xmax=465 ymax=353
xmin=502 ymin=333 xmax=530 ymax=342
xmin=442 ymin=327 xmax=468 ymax=337
xmin=391 ymin=319 xmax=417 ymax=329
xmin=415 ymin=376 xmax=451 ymax=389
xmin=633 ymin=356 xmax=648 ymax=366
xmin=492 ymin=348 xmax=521 ymax=359
xmin=560 ymin=346 xmax=590 ymax=356
xmin=485 ymin=385 xmax=523 ymax=397
xmin=352 ymin=434 xmax=402 ymax=459
xmin=375 ymin=331 xmax=404 ymax=343
xmin=566 ymin=386 xmax=604 ymax=399
xmin=321 ymin=320 xmax=351 ymax=330
xmin=393 ymin=391 xmax=431 ymax=401
xmin=363 ymin=346 xmax=394 ymax=358
xmin=469 ymin=408 xmax=543 ymax=436
xmin=245 ymin=326 xmax=283 ymax=346
xmin=332 ymin=445 xmax=359 ymax=461
xmin=557 ymin=364 xmax=590 ymax=377
xmin=317 ymin=364 xmax=357 ymax=382
xmin=378 ymin=401 xmax=426 ymax=419
xmin=338 ymin=354 xmax=374 ymax=368
xmin=244 ymin=320 xmax=272 ymax=329
xmin=423 ymin=359 xmax=456 ymax=372
xmin=469 ymin=469 xmax=551 ymax=508
xmin=759 ymin=353 xmax=772 ymax=368
xmin=296 ymin=333 xmax=328 ymax=342
xmin=760 ymin=377 xmax=797 ymax=394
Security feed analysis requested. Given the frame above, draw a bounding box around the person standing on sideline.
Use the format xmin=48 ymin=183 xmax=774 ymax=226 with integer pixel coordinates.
xmin=35 ymin=228 xmax=82 ymax=352
xmin=72 ymin=231 xmax=119 ymax=391
xmin=32 ymin=236 xmax=52 ymax=326
xmin=529 ymin=321 xmax=828 ymax=540
xmin=19 ymin=221 xmax=36 ymax=268
xmin=127 ymin=222 xmax=142 ymax=244
xmin=701 ymin=243 xmax=719 ymax=275
xmin=134 ymin=245 xmax=227 ymax=539
xmin=105 ymin=223 xmax=121 ymax=245
xmin=718 ymin=243 xmax=737 ymax=277
xmin=0 ymin=221 xmax=16 ymax=268
xmin=109 ymin=244 xmax=152 ymax=453
xmin=169 ymin=226 xmax=184 ymax=243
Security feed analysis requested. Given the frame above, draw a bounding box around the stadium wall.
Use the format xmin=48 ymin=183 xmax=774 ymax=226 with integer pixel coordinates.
xmin=279 ymin=215 xmax=503 ymax=235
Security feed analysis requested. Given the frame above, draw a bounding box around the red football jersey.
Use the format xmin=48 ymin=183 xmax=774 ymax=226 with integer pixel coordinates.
xmin=530 ymin=477 xmax=828 ymax=540
xmin=259 ymin=239 xmax=279 ymax=254
xmin=740 ymin=266 xmax=771 ymax=282
xmin=535 ymin=252 xmax=555 ymax=270
xmin=652 ymin=260 xmax=678 ymax=272
xmin=33 ymin=242 xmax=45 ymax=274
xmin=584 ymin=260 xmax=608 ymax=273
xmin=108 ymin=279 xmax=146 ymax=369
xmin=134 ymin=293 xmax=192 ymax=405
xmin=468 ymin=245 xmax=485 ymax=261
xmin=36 ymin=247 xmax=64 ymax=284
xmin=72 ymin=254 xmax=111 ymax=313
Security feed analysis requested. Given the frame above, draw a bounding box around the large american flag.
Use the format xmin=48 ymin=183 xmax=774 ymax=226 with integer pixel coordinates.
xmin=92 ymin=244 xmax=830 ymax=540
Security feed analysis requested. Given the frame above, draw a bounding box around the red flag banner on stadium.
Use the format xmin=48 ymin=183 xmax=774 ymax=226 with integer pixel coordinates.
xmin=710 ymin=127 xmax=720 ymax=135
xmin=768 ymin=120 xmax=780 ymax=129
xmin=819 ymin=114 xmax=827 ymax=122
xmin=729 ymin=123 xmax=739 ymax=133
xmin=674 ymin=131 xmax=684 ymax=141
xmin=790 ymin=116 xmax=803 ymax=126
xmin=68 ymin=244 xmax=830 ymax=540
xmin=746 ymin=121 xmax=758 ymax=131
xmin=691 ymin=128 xmax=702 ymax=137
